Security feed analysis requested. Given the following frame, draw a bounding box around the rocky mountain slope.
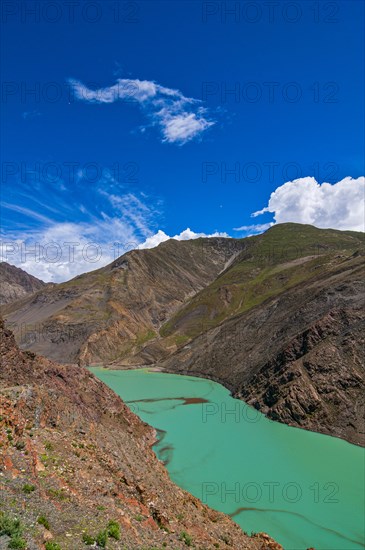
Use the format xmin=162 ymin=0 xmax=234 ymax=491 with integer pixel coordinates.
xmin=0 ymin=319 xmax=281 ymax=550
xmin=160 ymin=241 xmax=365 ymax=445
xmin=1 ymin=238 xmax=245 ymax=364
xmin=141 ymin=224 xmax=365 ymax=446
xmin=2 ymin=223 xmax=364 ymax=445
xmin=0 ymin=262 xmax=46 ymax=305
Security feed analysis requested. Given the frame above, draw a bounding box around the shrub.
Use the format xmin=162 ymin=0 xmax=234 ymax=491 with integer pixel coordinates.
xmin=96 ymin=530 xmax=108 ymax=548
xmin=45 ymin=543 xmax=61 ymax=550
xmin=22 ymin=484 xmax=35 ymax=494
xmin=107 ymin=520 xmax=120 ymax=540
xmin=0 ymin=513 xmax=21 ymax=537
xmin=8 ymin=536 xmax=27 ymax=549
xmin=0 ymin=514 xmax=26 ymax=549
xmin=82 ymin=533 xmax=95 ymax=545
xmin=179 ymin=531 xmax=192 ymax=546
xmin=48 ymin=488 xmax=66 ymax=500
xmin=37 ymin=515 xmax=50 ymax=530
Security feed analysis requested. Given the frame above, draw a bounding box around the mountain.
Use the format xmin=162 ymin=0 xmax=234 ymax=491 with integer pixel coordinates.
xmin=2 ymin=223 xmax=364 ymax=445
xmin=1 ymin=238 xmax=245 ymax=364
xmin=0 ymin=319 xmax=281 ymax=550
xmin=160 ymin=225 xmax=365 ymax=445
xmin=0 ymin=261 xmax=46 ymax=305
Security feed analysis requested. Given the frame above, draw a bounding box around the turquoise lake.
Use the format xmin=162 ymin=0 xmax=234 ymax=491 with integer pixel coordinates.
xmin=90 ymin=367 xmax=365 ymax=550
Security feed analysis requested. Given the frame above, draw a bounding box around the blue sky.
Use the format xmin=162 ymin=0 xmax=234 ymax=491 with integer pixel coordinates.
xmin=1 ymin=0 xmax=364 ymax=281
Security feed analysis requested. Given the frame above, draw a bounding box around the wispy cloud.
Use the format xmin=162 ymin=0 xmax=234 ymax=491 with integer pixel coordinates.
xmin=102 ymin=191 xmax=155 ymax=236
xmin=22 ymin=110 xmax=41 ymax=120
xmin=233 ymin=223 xmax=273 ymax=235
xmin=1 ymin=203 xmax=55 ymax=225
xmin=1 ymin=168 xmax=162 ymax=282
xmin=68 ymin=77 xmax=215 ymax=144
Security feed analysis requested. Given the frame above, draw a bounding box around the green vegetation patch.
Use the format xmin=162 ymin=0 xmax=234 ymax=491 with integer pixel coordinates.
xmin=135 ymin=330 xmax=156 ymax=347
xmin=8 ymin=536 xmax=27 ymax=549
xmin=107 ymin=520 xmax=121 ymax=540
xmin=96 ymin=530 xmax=108 ymax=548
xmin=48 ymin=488 xmax=67 ymax=501
xmin=179 ymin=530 xmax=193 ymax=546
xmin=82 ymin=532 xmax=95 ymax=545
xmin=0 ymin=512 xmax=26 ymax=549
xmin=82 ymin=521 xmax=121 ymax=546
xmin=22 ymin=484 xmax=35 ymax=494
xmin=37 ymin=515 xmax=50 ymax=530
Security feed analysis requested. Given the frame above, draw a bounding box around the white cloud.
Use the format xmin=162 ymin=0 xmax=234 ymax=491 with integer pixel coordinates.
xmin=160 ymin=112 xmax=214 ymax=144
xmin=137 ymin=227 xmax=230 ymax=250
xmin=68 ymin=77 xmax=214 ymax=144
xmin=138 ymin=227 xmax=230 ymax=249
xmin=137 ymin=229 xmax=170 ymax=249
xmin=233 ymin=223 xmax=274 ymax=235
xmin=175 ymin=228 xmax=230 ymax=240
xmin=252 ymin=176 xmax=365 ymax=232
xmin=69 ymin=78 xmax=163 ymax=103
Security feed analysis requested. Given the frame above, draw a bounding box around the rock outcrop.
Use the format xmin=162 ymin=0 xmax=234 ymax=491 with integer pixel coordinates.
xmin=0 ymin=261 xmax=46 ymax=305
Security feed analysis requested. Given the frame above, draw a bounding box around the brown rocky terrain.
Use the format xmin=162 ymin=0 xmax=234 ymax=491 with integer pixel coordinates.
xmin=0 ymin=319 xmax=282 ymax=549
xmin=0 ymin=262 xmax=46 ymax=305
